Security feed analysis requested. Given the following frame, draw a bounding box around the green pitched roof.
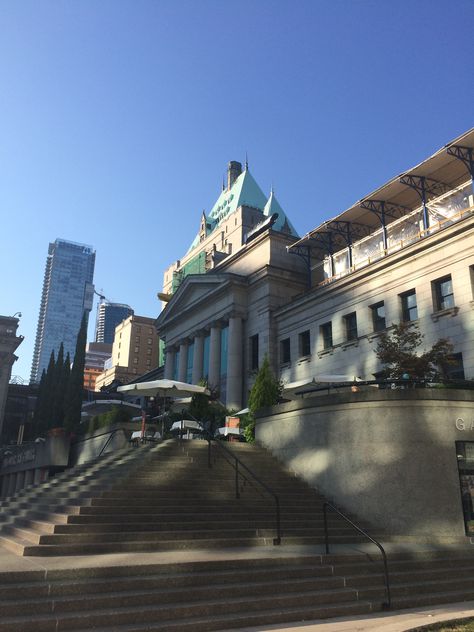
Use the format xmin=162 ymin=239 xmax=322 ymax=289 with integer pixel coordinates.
xmin=263 ymin=190 xmax=299 ymax=237
xmin=186 ymin=168 xmax=267 ymax=254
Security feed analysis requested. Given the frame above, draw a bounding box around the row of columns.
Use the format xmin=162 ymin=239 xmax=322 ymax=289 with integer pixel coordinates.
xmin=164 ymin=316 xmax=243 ymax=410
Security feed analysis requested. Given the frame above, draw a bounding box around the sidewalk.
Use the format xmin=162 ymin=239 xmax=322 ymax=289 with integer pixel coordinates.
xmin=1 ymin=543 xmax=474 ymax=632
xmin=233 ymin=602 xmax=474 ymax=631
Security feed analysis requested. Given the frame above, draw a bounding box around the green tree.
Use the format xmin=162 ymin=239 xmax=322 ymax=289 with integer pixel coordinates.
xmin=50 ymin=343 xmax=65 ymax=428
xmin=64 ymin=314 xmax=87 ymax=433
xmin=375 ymin=321 xmax=454 ymax=381
xmin=244 ymin=356 xmax=282 ymax=442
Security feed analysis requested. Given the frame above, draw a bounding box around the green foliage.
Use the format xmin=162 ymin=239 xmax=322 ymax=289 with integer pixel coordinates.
xmin=245 ymin=357 xmax=282 ymax=442
xmin=64 ymin=314 xmax=88 ymax=433
xmin=87 ymin=405 xmax=133 ymax=435
xmin=375 ymin=321 xmax=455 ymax=380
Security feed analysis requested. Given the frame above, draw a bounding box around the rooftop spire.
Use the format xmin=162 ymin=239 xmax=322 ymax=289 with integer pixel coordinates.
xmin=245 ymin=151 xmax=248 ymax=171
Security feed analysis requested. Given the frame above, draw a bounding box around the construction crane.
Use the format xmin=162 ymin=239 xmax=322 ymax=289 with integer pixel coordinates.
xmin=94 ymin=288 xmax=109 ymax=303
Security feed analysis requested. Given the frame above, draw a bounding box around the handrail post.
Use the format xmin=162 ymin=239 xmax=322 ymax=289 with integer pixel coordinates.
xmin=323 ymin=501 xmax=391 ymax=610
xmin=273 ymin=497 xmax=281 ymax=545
xmin=323 ymin=502 xmax=329 ymax=554
xmin=235 ymin=458 xmax=240 ymax=498
xmin=207 ymin=438 xmax=212 ymax=468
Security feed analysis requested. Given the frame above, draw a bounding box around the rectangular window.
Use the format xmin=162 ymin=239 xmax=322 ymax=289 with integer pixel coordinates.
xmin=299 ymin=330 xmax=311 ymax=358
xmin=445 ymin=352 xmax=465 ymax=380
xmin=344 ymin=312 xmax=358 ymax=341
xmin=320 ymin=322 xmax=333 ymax=349
xmin=134 ymin=346 xmax=139 ymax=353
xmin=147 ymin=338 xmax=152 ymax=345
xmin=433 ymin=275 xmax=455 ymax=311
xmin=400 ymin=290 xmax=418 ymax=322
xmin=135 ymin=336 xmax=140 ymax=343
xmin=133 ymin=357 xmax=138 ymax=364
xmin=147 ymin=348 xmax=152 ymax=355
xmin=146 ymin=359 xmax=151 ymax=366
xmin=371 ymin=301 xmax=386 ymax=332
xmin=280 ymin=338 xmax=291 ymax=364
xmin=249 ymin=334 xmax=259 ymax=371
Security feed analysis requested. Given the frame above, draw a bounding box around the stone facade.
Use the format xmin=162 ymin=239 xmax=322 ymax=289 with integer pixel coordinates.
xmin=0 ymin=316 xmax=23 ymax=441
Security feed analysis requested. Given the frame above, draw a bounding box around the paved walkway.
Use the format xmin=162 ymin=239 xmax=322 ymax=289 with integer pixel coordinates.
xmin=1 ymin=542 xmax=474 ymax=632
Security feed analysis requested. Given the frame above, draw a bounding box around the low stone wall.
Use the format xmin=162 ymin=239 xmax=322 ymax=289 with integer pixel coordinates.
xmin=255 ymin=389 xmax=474 ymax=538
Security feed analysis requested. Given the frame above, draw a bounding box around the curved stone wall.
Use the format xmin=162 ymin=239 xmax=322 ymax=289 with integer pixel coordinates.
xmin=256 ymin=389 xmax=474 ymax=539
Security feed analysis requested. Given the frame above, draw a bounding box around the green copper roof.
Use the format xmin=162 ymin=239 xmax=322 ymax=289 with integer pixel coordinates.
xmin=186 ymin=168 xmax=267 ymax=254
xmin=263 ymin=190 xmax=299 ymax=237
xmin=186 ymin=167 xmax=298 ymax=254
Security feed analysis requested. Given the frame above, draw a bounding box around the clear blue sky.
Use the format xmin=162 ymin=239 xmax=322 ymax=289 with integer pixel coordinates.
xmin=1 ymin=0 xmax=473 ymax=382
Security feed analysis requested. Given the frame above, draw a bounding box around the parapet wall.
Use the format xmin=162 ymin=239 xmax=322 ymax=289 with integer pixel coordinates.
xmin=255 ymin=389 xmax=474 ymax=538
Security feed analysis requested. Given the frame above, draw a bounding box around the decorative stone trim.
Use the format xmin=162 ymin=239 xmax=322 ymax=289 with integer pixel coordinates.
xmin=297 ymin=355 xmax=311 ymax=365
xmin=431 ymin=306 xmax=460 ymax=322
xmin=317 ymin=348 xmax=334 ymax=358
xmin=341 ymin=340 xmax=359 ymax=351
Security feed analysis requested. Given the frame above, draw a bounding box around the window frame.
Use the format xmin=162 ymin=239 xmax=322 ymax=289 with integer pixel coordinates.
xmin=298 ymin=330 xmax=311 ymax=358
xmin=371 ymin=301 xmax=386 ymax=332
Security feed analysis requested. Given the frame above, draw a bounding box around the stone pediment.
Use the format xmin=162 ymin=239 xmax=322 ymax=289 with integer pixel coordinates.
xmin=156 ymin=273 xmax=245 ymax=328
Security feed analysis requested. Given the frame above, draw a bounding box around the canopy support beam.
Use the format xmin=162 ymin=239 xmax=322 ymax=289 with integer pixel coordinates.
xmin=447 ymin=145 xmax=474 ymax=181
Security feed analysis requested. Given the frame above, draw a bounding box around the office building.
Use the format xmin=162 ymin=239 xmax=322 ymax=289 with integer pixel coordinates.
xmin=84 ymin=342 xmax=113 ymax=391
xmin=95 ymin=302 xmax=134 ymax=345
xmin=95 ymin=315 xmax=159 ymax=391
xmin=30 ymin=239 xmax=95 ymax=384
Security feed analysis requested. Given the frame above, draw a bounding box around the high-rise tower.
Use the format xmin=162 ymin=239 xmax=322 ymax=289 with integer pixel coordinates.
xmin=30 ymin=239 xmax=95 ymax=384
xmin=95 ymin=302 xmax=134 ymax=344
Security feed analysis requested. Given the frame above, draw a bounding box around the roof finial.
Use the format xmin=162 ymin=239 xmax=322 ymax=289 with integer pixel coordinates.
xmin=245 ymin=151 xmax=248 ymax=171
xmin=270 ymin=181 xmax=274 ymax=196
xmin=222 ymin=175 xmax=225 ymax=192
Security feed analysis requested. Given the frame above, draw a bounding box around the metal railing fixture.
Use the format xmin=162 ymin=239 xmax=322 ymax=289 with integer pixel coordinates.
xmin=71 ymin=428 xmax=129 ymax=460
xmin=323 ymin=501 xmax=391 ymax=609
xmin=178 ymin=418 xmax=282 ymax=545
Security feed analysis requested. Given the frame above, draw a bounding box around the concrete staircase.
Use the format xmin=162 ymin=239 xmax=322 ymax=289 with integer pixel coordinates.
xmin=2 ymin=438 xmax=474 ymax=630
xmin=1 ymin=550 xmax=474 ymax=631
xmin=0 ymin=439 xmax=369 ymax=556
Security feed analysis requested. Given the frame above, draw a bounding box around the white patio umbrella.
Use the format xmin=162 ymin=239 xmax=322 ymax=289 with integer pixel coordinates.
xmin=170 ymin=419 xmax=204 ymax=440
xmin=117 ymin=379 xmax=210 ymax=398
xmin=117 ymin=380 xmax=210 ymax=438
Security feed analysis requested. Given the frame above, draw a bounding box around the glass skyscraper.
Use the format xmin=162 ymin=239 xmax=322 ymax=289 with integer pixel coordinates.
xmin=30 ymin=239 xmax=95 ymax=384
xmin=95 ymin=302 xmax=134 ymax=344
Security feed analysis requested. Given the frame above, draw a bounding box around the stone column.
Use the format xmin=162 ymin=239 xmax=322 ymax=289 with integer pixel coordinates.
xmin=226 ymin=316 xmax=243 ymax=410
xmin=164 ymin=347 xmax=176 ymax=380
xmin=208 ymin=324 xmax=221 ymax=390
xmin=192 ymin=333 xmax=204 ymax=384
xmin=178 ymin=341 xmax=189 ymax=383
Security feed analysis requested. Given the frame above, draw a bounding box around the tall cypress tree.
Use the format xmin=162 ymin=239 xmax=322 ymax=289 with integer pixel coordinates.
xmin=51 ymin=343 xmax=69 ymax=427
xmin=33 ymin=369 xmax=47 ymax=435
xmin=64 ymin=315 xmax=87 ymax=433
xmin=43 ymin=351 xmax=56 ymax=430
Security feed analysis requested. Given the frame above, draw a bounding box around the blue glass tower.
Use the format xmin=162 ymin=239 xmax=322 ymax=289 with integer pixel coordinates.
xmin=30 ymin=239 xmax=95 ymax=383
xmin=94 ymin=302 xmax=134 ymax=345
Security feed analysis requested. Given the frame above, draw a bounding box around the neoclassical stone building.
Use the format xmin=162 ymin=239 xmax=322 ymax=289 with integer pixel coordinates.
xmin=156 ymin=161 xmax=305 ymax=410
xmin=157 ymin=130 xmax=474 ymax=408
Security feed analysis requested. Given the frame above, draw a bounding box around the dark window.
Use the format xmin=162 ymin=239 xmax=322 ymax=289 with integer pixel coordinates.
xmin=344 ymin=312 xmax=358 ymax=341
xmin=280 ymin=338 xmax=291 ymax=364
xmin=433 ymin=275 xmax=455 ymax=311
xmin=371 ymin=301 xmax=386 ymax=332
xmin=249 ymin=334 xmax=259 ymax=371
xmin=445 ymin=353 xmax=465 ymax=380
xmin=320 ymin=322 xmax=333 ymax=349
xmin=299 ymin=330 xmax=311 ymax=357
xmin=400 ymin=290 xmax=418 ymax=322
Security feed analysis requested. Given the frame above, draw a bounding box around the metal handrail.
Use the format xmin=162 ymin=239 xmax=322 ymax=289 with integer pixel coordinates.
xmin=323 ymin=501 xmax=391 ymax=609
xmin=71 ymin=428 xmax=128 ymax=459
xmin=177 ymin=417 xmax=282 ymax=545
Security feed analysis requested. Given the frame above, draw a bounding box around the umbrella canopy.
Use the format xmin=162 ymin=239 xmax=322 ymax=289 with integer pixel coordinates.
xmin=215 ymin=427 xmax=244 ymax=437
xmin=117 ymin=379 xmax=210 ymax=398
xmin=170 ymin=419 xmax=203 ymax=432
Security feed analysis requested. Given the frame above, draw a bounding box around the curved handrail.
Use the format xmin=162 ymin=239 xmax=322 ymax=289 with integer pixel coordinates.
xmin=323 ymin=501 xmax=391 ymax=609
xmin=178 ymin=418 xmax=282 ymax=545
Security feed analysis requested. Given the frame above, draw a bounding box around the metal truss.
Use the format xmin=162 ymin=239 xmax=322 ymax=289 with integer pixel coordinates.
xmin=399 ymin=174 xmax=452 ymax=231
xmin=447 ymin=145 xmax=474 ymax=180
